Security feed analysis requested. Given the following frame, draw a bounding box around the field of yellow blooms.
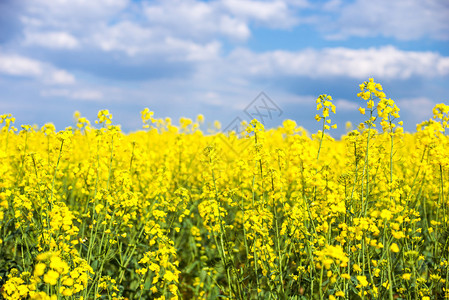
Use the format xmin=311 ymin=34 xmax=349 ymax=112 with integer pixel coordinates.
xmin=0 ymin=79 xmax=448 ymax=300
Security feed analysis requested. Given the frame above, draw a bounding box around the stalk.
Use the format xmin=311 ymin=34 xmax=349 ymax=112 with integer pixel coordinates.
xmin=359 ymin=106 xmax=374 ymax=218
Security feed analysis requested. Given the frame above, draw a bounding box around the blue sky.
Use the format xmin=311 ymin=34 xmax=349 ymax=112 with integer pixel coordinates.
xmin=0 ymin=0 xmax=448 ymax=136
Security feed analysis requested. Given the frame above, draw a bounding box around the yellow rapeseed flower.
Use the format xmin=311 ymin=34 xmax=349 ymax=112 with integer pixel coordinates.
xmin=390 ymin=243 xmax=400 ymax=253
xmin=43 ymin=270 xmax=59 ymax=285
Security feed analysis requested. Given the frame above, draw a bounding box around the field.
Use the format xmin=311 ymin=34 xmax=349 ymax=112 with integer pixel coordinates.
xmin=1 ymin=79 xmax=448 ymax=299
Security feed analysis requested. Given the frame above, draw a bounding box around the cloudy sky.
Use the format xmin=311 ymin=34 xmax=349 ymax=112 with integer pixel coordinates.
xmin=0 ymin=0 xmax=448 ymax=135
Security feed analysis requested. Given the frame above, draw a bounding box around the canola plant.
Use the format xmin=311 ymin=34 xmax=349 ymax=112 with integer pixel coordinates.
xmin=0 ymin=79 xmax=448 ymax=299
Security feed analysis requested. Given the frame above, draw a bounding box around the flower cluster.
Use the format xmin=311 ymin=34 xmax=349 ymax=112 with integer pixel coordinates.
xmin=315 ymin=94 xmax=337 ymax=130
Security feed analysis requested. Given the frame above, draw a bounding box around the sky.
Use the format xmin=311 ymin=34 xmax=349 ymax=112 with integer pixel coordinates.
xmin=0 ymin=0 xmax=448 ymax=136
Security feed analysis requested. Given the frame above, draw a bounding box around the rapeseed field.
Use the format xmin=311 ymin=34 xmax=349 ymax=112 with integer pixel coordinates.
xmin=1 ymin=79 xmax=448 ymax=299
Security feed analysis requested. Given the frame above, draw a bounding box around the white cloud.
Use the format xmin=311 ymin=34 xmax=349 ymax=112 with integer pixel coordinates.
xmin=24 ymin=31 xmax=79 ymax=49
xmin=41 ymin=88 xmax=103 ymax=100
xmin=91 ymin=21 xmax=156 ymax=55
xmin=218 ymin=16 xmax=251 ymax=41
xmin=398 ymin=97 xmax=435 ymax=121
xmin=16 ymin=0 xmax=300 ymax=62
xmin=0 ymin=52 xmax=75 ymax=85
xmin=165 ymin=38 xmax=221 ymax=61
xmin=143 ymin=0 xmax=251 ymax=41
xmin=227 ymin=46 xmax=449 ymax=79
xmin=220 ymin=0 xmax=298 ymax=28
xmin=321 ymin=0 xmax=342 ymax=11
xmin=201 ymin=91 xmax=224 ymax=106
xmin=335 ymin=99 xmax=358 ymax=111
xmin=24 ymin=0 xmax=129 ymax=27
xmin=90 ymin=21 xmax=222 ymax=60
xmin=40 ymin=89 xmax=70 ymax=97
xmin=47 ymin=70 xmax=76 ymax=85
xmin=0 ymin=54 xmax=42 ymax=76
xmin=141 ymin=0 xmax=303 ymax=42
xmin=326 ymin=0 xmax=449 ymax=40
xmin=71 ymin=90 xmax=103 ymax=100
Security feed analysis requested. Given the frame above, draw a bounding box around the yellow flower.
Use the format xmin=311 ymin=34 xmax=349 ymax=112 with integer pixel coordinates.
xmin=63 ymin=277 xmax=74 ymax=286
xmin=163 ymin=270 xmax=178 ymax=283
xmin=34 ymin=263 xmax=46 ymax=277
xmin=36 ymin=252 xmax=53 ymax=261
xmin=356 ymin=275 xmax=369 ymax=287
xmin=44 ymin=270 xmax=59 ymax=285
xmin=50 ymin=256 xmax=69 ymax=274
xmin=196 ymin=114 xmax=204 ymax=123
xmin=390 ymin=243 xmax=400 ymax=253
xmin=62 ymin=288 xmax=73 ymax=296
xmin=335 ymin=291 xmax=345 ymax=297
xmin=358 ymin=107 xmax=365 ymax=115
xmin=380 ymin=209 xmax=392 ymax=220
